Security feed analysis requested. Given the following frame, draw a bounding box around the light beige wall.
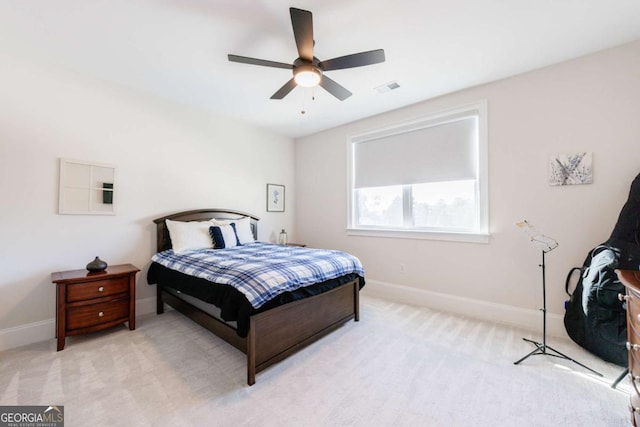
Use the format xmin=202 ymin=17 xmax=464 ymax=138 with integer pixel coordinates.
xmin=0 ymin=53 xmax=295 ymax=340
xmin=295 ymin=41 xmax=640 ymax=332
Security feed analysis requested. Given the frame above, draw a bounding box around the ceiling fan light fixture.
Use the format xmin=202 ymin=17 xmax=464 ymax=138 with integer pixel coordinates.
xmin=294 ymin=65 xmax=322 ymax=87
xmin=228 ymin=7 xmax=384 ymax=101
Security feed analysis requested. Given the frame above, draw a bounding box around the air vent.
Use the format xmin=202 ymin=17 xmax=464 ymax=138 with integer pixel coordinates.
xmin=375 ymin=81 xmax=400 ymax=94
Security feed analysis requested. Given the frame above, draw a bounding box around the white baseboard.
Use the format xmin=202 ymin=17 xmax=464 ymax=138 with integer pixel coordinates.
xmin=362 ymin=279 xmax=567 ymax=338
xmin=0 ymin=319 xmax=56 ymax=352
xmin=0 ymin=296 xmax=158 ymax=352
xmin=2 ymin=285 xmax=567 ymax=352
xmin=136 ymin=296 xmax=158 ymax=319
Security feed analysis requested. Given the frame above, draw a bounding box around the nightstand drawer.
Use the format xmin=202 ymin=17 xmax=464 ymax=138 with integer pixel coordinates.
xmin=66 ymin=276 xmax=129 ymax=302
xmin=66 ymin=298 xmax=129 ymax=330
xmin=629 ymin=303 xmax=640 ymax=342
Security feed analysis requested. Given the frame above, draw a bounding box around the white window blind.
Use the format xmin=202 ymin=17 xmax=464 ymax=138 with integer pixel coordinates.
xmin=353 ymin=113 xmax=478 ymax=188
xmin=348 ymin=101 xmax=489 ymax=242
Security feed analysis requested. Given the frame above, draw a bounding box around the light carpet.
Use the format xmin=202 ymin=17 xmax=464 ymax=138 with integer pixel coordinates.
xmin=0 ymin=295 xmax=631 ymax=426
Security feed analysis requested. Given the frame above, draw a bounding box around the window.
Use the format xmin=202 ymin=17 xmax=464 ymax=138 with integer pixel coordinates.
xmin=348 ymin=101 xmax=488 ymax=242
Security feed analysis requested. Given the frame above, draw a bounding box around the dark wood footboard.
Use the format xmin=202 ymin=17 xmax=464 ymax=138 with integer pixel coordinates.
xmin=247 ymin=277 xmax=359 ymax=385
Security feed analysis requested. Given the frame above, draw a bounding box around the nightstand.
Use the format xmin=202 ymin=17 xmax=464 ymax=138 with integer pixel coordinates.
xmin=286 ymin=243 xmax=307 ymax=247
xmin=51 ymin=263 xmax=139 ymax=351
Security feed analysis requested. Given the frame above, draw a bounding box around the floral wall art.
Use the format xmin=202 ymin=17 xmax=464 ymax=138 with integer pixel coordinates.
xmin=549 ymin=152 xmax=593 ymax=186
xmin=266 ymin=183 xmax=285 ymax=212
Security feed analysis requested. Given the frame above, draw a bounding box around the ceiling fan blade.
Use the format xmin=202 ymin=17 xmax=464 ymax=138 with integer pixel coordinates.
xmin=290 ymin=8 xmax=314 ymax=61
xmin=270 ymin=78 xmax=297 ymax=99
xmin=228 ymin=54 xmax=293 ymax=70
xmin=320 ymin=49 xmax=386 ymax=71
xmin=319 ymin=75 xmax=352 ymax=101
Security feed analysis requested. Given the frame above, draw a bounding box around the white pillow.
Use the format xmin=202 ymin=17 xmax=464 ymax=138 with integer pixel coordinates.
xmin=165 ymin=219 xmax=214 ymax=254
xmin=208 ymin=224 xmax=238 ymax=249
xmin=233 ymin=217 xmax=255 ymax=244
xmin=212 ymin=217 xmax=255 ymax=244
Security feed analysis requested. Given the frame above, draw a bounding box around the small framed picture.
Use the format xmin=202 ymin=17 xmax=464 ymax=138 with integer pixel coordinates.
xmin=266 ymin=184 xmax=285 ymax=212
xmin=549 ymin=152 xmax=593 ymax=186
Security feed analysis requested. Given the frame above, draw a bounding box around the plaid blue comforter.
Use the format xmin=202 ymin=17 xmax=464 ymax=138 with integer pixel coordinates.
xmin=152 ymin=242 xmax=365 ymax=309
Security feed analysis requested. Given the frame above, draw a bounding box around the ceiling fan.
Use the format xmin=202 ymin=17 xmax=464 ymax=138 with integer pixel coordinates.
xmin=228 ymin=7 xmax=385 ymax=101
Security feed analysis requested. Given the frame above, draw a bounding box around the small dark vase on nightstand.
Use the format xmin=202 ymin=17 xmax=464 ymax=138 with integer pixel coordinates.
xmin=86 ymin=256 xmax=108 ymax=272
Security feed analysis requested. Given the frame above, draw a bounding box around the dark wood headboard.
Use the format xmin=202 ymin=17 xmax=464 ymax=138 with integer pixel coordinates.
xmin=153 ymin=209 xmax=260 ymax=253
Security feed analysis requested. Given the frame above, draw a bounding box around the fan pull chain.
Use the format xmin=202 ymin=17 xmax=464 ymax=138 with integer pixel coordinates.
xmin=300 ymin=87 xmax=317 ymax=115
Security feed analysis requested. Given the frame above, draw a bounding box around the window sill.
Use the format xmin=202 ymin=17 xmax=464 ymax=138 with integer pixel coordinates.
xmin=345 ymin=228 xmax=490 ymax=244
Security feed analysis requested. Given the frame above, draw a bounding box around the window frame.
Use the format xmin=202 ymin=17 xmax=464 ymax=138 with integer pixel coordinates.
xmin=346 ymin=101 xmax=489 ymax=243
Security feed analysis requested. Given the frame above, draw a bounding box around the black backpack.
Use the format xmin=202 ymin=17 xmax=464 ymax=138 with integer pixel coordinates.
xmin=563 ymin=244 xmax=627 ymax=366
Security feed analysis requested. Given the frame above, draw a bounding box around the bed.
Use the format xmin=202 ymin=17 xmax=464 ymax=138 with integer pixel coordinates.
xmin=148 ymin=209 xmax=364 ymax=385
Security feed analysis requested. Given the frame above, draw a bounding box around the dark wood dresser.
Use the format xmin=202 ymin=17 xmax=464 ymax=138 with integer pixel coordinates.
xmin=617 ymin=269 xmax=640 ymax=426
xmin=51 ymin=264 xmax=139 ymax=351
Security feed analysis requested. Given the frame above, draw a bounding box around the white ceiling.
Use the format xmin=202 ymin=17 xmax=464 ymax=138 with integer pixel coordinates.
xmin=2 ymin=0 xmax=640 ymax=138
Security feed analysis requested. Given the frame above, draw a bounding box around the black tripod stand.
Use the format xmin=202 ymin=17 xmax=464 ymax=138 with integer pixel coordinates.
xmin=513 ymin=250 xmax=603 ymax=376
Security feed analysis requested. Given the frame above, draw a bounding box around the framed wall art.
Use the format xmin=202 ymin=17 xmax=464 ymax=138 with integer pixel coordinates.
xmin=549 ymin=152 xmax=593 ymax=186
xmin=58 ymin=158 xmax=116 ymax=215
xmin=266 ymin=183 xmax=285 ymax=212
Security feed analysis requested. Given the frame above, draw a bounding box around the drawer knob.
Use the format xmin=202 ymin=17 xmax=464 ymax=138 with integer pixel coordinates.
xmin=619 ymin=293 xmax=629 ymax=302
xmin=626 ymin=342 xmax=640 ymax=351
xmin=98 ymin=286 xmax=105 ymax=292
xmin=98 ymin=311 xmax=104 ymax=317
